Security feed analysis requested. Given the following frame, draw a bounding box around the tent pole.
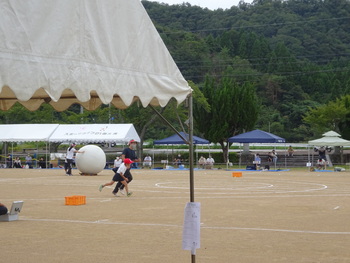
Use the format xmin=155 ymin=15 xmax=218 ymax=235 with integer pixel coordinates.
xmin=188 ymin=93 xmax=196 ymax=263
xmin=149 ymin=105 xmax=189 ymax=144
xmin=227 ymin=142 xmax=231 ymax=169
xmin=284 ymin=143 xmax=287 ymax=169
xmin=45 ymin=142 xmax=48 ymax=169
xmin=150 ymin=96 xmax=197 ymax=262
xmin=36 ymin=142 xmax=38 ymax=168
xmin=188 ymin=94 xmax=194 ymax=203
xmin=239 ymin=144 xmax=241 ymax=169
xmin=11 ymin=142 xmax=13 ymax=168
xmin=152 ymin=146 xmax=154 ymax=169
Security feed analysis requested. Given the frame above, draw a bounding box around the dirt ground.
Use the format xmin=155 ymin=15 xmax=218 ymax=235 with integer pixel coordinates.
xmin=1 ymin=167 xmax=350 ymax=263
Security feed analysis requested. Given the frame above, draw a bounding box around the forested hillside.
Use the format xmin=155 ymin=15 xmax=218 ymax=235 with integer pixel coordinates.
xmin=142 ymin=0 xmax=350 ymax=141
xmin=1 ymin=0 xmax=350 ymax=144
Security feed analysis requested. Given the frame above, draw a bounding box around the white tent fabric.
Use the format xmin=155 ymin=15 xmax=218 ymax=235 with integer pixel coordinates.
xmin=0 ymin=0 xmax=191 ymax=111
xmin=48 ymin=124 xmax=140 ymax=144
xmin=322 ymin=131 xmax=341 ymax=137
xmin=0 ymin=124 xmax=59 ymax=142
xmin=308 ymin=130 xmax=350 ymax=146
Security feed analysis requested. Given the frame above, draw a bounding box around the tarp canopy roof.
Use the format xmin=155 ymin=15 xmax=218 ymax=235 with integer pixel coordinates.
xmin=48 ymin=124 xmax=140 ymax=144
xmin=308 ymin=130 xmax=350 ymax=146
xmin=154 ymin=132 xmax=210 ymax=145
xmin=228 ymin=129 xmax=286 ymax=143
xmin=0 ymin=124 xmax=59 ymax=142
xmin=0 ymin=0 xmax=191 ymax=111
xmin=322 ymin=131 xmax=341 ymax=137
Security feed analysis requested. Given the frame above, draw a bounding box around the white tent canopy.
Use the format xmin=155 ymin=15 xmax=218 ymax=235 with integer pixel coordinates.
xmin=0 ymin=0 xmax=191 ymax=111
xmin=308 ymin=130 xmax=350 ymax=147
xmin=48 ymin=124 xmax=140 ymax=144
xmin=0 ymin=124 xmax=59 ymax=142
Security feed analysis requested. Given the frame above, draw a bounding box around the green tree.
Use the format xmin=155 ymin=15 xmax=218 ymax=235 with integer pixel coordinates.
xmin=303 ymin=95 xmax=350 ymax=137
xmin=194 ymin=67 xmax=259 ymax=162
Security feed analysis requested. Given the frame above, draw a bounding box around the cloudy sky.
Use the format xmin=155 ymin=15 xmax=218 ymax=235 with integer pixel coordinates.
xmin=150 ymin=0 xmax=254 ymax=10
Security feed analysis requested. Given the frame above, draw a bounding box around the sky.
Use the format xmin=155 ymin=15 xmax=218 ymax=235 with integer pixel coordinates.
xmin=150 ymin=0 xmax=254 ymax=10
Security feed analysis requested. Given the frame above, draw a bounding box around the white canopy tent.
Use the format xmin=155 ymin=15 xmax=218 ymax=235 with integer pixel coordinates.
xmin=48 ymin=124 xmax=140 ymax=144
xmin=0 ymin=124 xmax=59 ymax=168
xmin=0 ymin=1 xmax=197 ymax=259
xmin=308 ymin=130 xmax=350 ymax=166
xmin=0 ymin=0 xmax=190 ymax=111
xmin=308 ymin=131 xmax=350 ymax=146
xmin=0 ymin=124 xmax=59 ymax=142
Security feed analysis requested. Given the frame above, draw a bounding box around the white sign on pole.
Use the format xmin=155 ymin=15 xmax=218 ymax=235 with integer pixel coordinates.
xmin=182 ymin=202 xmax=201 ymax=253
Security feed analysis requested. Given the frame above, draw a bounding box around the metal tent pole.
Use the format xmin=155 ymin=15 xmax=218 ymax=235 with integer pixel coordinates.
xmin=149 ymin=94 xmax=197 ymax=263
xmin=188 ymin=93 xmax=194 ymax=203
xmin=188 ymin=93 xmax=195 ymax=263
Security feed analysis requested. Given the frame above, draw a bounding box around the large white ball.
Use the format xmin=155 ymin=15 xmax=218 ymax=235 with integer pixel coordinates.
xmin=75 ymin=145 xmax=106 ymax=175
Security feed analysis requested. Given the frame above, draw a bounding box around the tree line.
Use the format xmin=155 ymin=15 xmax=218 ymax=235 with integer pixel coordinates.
xmin=1 ymin=0 xmax=350 ymax=161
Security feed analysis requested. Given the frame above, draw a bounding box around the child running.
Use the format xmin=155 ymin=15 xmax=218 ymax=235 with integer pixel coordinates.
xmin=99 ymin=158 xmax=133 ymax=197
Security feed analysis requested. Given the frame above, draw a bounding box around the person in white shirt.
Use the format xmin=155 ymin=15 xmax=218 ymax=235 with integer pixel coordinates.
xmin=99 ymin=158 xmax=134 ymax=197
xmin=65 ymin=143 xmax=84 ymax=176
xmin=143 ymin=155 xmax=152 ymax=168
xmin=254 ymin=153 xmax=261 ymax=170
xmin=206 ymin=155 xmax=215 ymax=169
xmin=198 ymin=156 xmax=206 ymax=169
xmin=112 ymin=156 xmax=123 ymax=173
xmin=317 ymin=158 xmax=327 ymax=170
xmin=272 ymin=149 xmax=278 ymax=164
xmin=13 ymin=157 xmax=22 ymax=168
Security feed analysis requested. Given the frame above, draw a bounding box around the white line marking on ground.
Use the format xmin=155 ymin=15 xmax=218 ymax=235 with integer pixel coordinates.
xmin=20 ymin=217 xmax=350 ymax=235
xmin=155 ymin=180 xmax=328 ymax=194
xmin=100 ymin=199 xmax=112 ymax=202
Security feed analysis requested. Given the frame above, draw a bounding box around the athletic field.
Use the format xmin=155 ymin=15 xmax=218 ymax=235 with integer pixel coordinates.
xmin=1 ymin=168 xmax=350 ymax=262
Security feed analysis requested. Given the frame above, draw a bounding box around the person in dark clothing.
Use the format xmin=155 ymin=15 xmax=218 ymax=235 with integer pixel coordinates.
xmin=99 ymin=158 xmax=134 ymax=197
xmin=114 ymin=139 xmax=140 ymax=195
xmin=13 ymin=157 xmax=22 ymax=168
xmin=318 ymin=146 xmax=326 ymax=160
xmin=6 ymin=154 xmax=12 ymax=168
xmin=38 ymin=157 xmax=46 ymax=169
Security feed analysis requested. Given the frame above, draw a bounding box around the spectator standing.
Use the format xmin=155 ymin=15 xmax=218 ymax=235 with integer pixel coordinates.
xmin=272 ymin=150 xmax=278 ymax=164
xmin=318 ymin=146 xmax=326 ymax=160
xmin=143 ymin=155 xmax=152 ymax=168
xmin=254 ymin=153 xmax=261 ymax=170
xmin=288 ymin=146 xmax=294 ymax=157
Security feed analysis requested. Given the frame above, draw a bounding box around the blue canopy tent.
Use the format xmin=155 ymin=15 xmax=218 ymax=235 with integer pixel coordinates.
xmin=154 ymin=132 xmax=210 ymax=168
xmin=228 ymin=129 xmax=286 ymax=169
xmin=228 ymin=129 xmax=285 ymax=143
xmin=154 ymin=132 xmax=209 ymax=145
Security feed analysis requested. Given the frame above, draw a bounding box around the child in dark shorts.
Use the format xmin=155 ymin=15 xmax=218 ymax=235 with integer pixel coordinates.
xmin=98 ymin=158 xmax=133 ymax=197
